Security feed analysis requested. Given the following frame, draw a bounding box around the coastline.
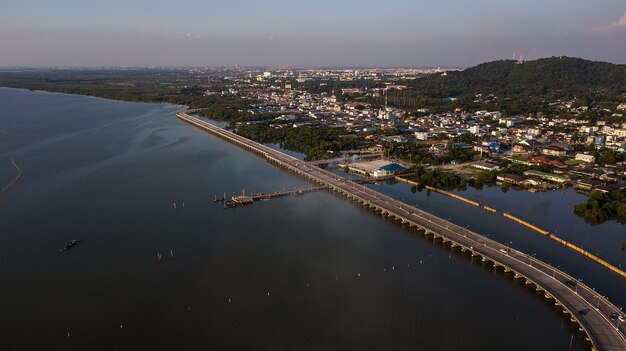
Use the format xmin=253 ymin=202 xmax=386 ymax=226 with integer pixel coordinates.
xmin=0 ymin=86 xmax=184 ymax=108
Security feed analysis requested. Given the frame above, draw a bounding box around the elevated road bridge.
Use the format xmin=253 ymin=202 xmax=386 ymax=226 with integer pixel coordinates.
xmin=177 ymin=110 xmax=626 ymax=351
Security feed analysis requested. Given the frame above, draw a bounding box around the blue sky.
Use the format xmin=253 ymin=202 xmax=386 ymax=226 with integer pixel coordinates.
xmin=1 ymin=0 xmax=625 ymax=67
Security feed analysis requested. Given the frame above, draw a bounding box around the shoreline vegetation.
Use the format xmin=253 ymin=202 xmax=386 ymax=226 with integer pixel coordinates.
xmin=236 ymin=123 xmax=362 ymax=161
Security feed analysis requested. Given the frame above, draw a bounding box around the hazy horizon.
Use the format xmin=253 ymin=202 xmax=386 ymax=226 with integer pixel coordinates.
xmin=2 ymin=0 xmax=626 ymax=68
xmin=1 ymin=55 xmax=624 ymax=71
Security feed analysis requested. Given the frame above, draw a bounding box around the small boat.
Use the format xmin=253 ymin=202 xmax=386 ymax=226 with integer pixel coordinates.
xmin=63 ymin=240 xmax=78 ymax=251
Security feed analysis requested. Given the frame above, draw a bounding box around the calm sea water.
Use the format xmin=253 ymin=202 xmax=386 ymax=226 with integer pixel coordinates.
xmin=0 ymin=88 xmax=588 ymax=350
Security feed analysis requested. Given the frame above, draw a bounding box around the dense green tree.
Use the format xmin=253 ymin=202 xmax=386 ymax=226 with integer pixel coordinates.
xmin=573 ymin=190 xmax=626 ymax=223
xmin=236 ymin=123 xmax=364 ymax=161
xmin=385 ymin=57 xmax=626 ymax=120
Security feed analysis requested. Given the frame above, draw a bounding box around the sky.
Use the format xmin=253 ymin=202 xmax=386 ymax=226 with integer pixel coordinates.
xmin=1 ymin=0 xmax=625 ymax=68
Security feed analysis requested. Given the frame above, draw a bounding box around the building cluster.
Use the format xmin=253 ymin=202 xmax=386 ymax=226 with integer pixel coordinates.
xmin=194 ymin=67 xmax=625 ymax=193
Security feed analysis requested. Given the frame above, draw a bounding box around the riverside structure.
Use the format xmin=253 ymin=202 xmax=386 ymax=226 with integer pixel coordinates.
xmin=177 ymin=110 xmax=626 ymax=351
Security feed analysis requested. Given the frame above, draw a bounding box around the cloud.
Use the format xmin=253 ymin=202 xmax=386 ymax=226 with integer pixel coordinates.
xmin=592 ymin=11 xmax=626 ymax=33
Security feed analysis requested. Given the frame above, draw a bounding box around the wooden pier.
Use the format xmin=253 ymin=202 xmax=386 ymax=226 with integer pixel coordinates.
xmin=214 ymin=186 xmax=326 ymax=207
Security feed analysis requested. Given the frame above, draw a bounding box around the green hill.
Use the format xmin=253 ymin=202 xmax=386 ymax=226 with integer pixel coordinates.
xmin=395 ymin=57 xmax=626 ymax=119
xmin=412 ymin=57 xmax=626 ymax=97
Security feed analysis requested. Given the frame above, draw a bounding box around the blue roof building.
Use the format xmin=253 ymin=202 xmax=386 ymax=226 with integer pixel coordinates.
xmin=379 ymin=163 xmax=406 ymax=172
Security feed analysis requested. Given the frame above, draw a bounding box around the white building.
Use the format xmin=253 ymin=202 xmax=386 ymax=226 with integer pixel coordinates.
xmin=575 ymin=153 xmax=596 ymax=163
xmin=485 ymin=111 xmax=502 ymax=119
xmin=472 ymin=162 xmax=500 ymax=171
xmin=415 ymin=131 xmax=429 ymax=140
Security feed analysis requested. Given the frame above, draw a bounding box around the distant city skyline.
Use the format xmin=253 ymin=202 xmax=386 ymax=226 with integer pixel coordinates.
xmin=1 ymin=0 xmax=625 ymax=68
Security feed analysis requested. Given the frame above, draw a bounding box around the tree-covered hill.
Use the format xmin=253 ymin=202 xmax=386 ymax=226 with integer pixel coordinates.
xmin=385 ymin=57 xmax=626 ymax=119
xmin=410 ymin=57 xmax=626 ymax=98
